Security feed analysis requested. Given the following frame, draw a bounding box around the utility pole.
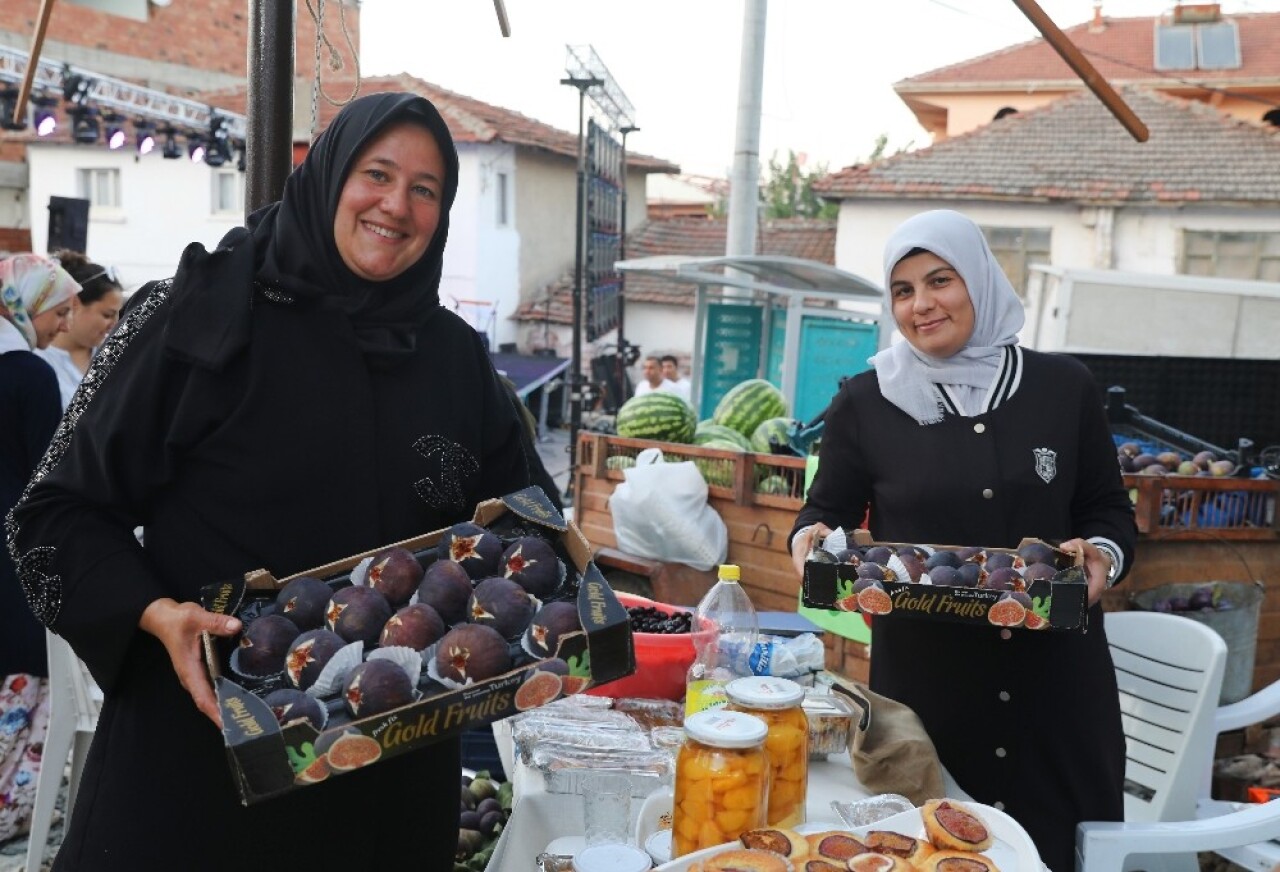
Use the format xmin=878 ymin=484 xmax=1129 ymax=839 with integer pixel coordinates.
xmin=725 ymin=0 xmax=767 ymax=265
xmin=246 ymin=0 xmax=295 ymax=213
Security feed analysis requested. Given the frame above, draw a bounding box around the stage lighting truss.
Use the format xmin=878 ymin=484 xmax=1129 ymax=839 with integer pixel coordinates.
xmin=31 ymin=94 xmax=57 ymax=137
xmin=203 ymin=114 xmax=232 ymax=167
xmin=103 ymin=111 xmax=127 ymax=150
xmin=187 ymin=134 xmax=206 ymax=163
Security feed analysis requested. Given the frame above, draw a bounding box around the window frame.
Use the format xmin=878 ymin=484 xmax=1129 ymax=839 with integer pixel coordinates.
xmin=75 ymin=167 xmax=123 ymax=216
xmin=980 ymin=225 xmax=1052 ymax=297
xmin=1181 ymin=229 xmax=1280 ymax=281
xmin=210 ymin=168 xmax=245 ymax=217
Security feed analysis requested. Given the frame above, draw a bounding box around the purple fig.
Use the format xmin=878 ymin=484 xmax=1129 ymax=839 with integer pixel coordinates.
xmin=436 ymin=624 xmax=512 ymax=684
xmin=327 ymin=586 xmax=393 ymax=647
xmin=469 ymin=577 xmax=535 ymax=639
xmin=237 ymin=614 xmax=300 ymax=677
xmin=285 ymin=628 xmax=346 ymax=690
xmin=275 ymin=576 xmax=333 ymax=631
xmin=365 ymin=547 xmax=424 ymax=606
xmin=502 ymin=537 xmax=564 ymax=598
xmin=417 ymin=560 xmax=474 ymax=625
xmin=343 ymin=659 xmax=414 ymax=718
xmin=380 ymin=603 xmax=446 ymax=650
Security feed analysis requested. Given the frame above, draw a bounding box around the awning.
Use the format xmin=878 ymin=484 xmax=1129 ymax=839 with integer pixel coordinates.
xmin=490 ymin=352 xmax=571 ymax=400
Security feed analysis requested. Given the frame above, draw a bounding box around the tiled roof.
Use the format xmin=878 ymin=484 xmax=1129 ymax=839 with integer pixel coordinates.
xmin=896 ymin=12 xmax=1280 ymax=89
xmin=514 ymin=217 xmax=836 ymax=324
xmin=815 ymin=87 xmax=1280 ymax=204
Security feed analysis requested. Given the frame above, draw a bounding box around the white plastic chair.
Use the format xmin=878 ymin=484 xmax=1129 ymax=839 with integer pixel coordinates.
xmin=1077 ymin=611 xmax=1280 ymax=872
xmin=27 ymin=632 xmax=101 ymax=872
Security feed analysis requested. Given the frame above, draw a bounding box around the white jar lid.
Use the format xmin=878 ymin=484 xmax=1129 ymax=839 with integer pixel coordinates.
xmin=725 ymin=676 xmax=805 ymax=709
xmin=684 ymin=708 xmax=768 ymax=748
xmin=572 ymin=842 xmax=653 ymax=872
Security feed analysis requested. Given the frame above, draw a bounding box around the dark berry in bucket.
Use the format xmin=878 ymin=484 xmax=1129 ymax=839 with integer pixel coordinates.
xmin=626 ymin=605 xmax=692 ymax=634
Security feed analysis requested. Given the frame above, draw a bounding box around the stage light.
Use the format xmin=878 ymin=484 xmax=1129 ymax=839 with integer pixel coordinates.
xmin=103 ymin=112 xmax=127 ymax=150
xmin=203 ymin=114 xmax=231 ymax=167
xmin=158 ymin=124 xmax=181 ymax=159
xmin=133 ymin=119 xmax=155 ymax=155
xmin=61 ymin=71 xmax=91 ymax=106
xmin=69 ymin=106 xmax=101 ymax=145
xmin=32 ymin=94 xmax=57 ymax=137
xmin=0 ymin=87 xmax=25 ymax=131
xmin=187 ymin=134 xmax=206 ymax=163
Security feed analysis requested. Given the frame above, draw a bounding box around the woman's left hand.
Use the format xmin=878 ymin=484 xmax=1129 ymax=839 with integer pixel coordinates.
xmin=1057 ymin=538 xmax=1112 ymax=607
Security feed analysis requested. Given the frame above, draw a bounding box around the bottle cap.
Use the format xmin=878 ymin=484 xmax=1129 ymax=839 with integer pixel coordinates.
xmin=718 ymin=564 xmax=741 ymax=581
xmin=684 ymin=708 xmax=767 ymax=749
xmin=725 ymin=676 xmax=805 ymax=709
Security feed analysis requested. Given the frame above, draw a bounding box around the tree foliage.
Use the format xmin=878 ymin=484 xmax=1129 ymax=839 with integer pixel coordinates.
xmin=761 ymin=150 xmax=839 ymax=220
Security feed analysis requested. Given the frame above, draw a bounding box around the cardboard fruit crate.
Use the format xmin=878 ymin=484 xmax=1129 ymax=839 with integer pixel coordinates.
xmin=802 ymin=530 xmax=1089 ymax=632
xmin=199 ymin=486 xmax=634 ymax=805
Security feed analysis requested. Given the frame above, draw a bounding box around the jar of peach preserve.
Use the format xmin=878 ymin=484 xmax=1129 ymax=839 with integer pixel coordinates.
xmin=725 ymin=676 xmax=809 ymax=828
xmin=672 ymin=709 xmax=769 ymax=857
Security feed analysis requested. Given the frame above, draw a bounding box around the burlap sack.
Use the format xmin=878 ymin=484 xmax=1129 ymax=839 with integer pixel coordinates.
xmin=831 ymin=680 xmax=945 ymax=806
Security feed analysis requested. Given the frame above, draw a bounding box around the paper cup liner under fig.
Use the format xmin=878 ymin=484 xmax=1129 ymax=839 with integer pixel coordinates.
xmin=305 ymin=640 xmax=364 ymax=699
xmin=366 ymin=645 xmax=423 ymax=688
xmin=228 ymin=646 xmax=287 ymax=686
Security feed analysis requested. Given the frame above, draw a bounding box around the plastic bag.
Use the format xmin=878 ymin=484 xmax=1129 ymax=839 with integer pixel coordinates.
xmin=608 ymin=447 xmax=728 ymax=570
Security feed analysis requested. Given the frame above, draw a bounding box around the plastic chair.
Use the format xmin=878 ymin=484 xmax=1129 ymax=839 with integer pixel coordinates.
xmin=27 ymin=632 xmax=101 ymax=872
xmin=1075 ymin=611 xmax=1280 ymax=872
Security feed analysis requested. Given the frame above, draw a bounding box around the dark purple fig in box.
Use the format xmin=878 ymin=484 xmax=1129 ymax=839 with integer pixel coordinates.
xmin=327 ymin=586 xmax=393 ymax=647
xmin=502 ymin=537 xmax=563 ymax=598
xmin=985 ymin=552 xmax=1024 ymax=571
xmin=928 ymin=565 xmax=960 ymax=586
xmin=459 ymin=810 xmax=483 ymax=831
xmin=856 ymin=562 xmax=895 ymax=582
xmin=955 ymin=563 xmax=984 ymax=588
xmin=366 ymin=546 xmax=424 ymax=606
xmin=417 ymin=560 xmax=474 ymax=626
xmin=524 ymin=601 xmax=580 ymax=658
xmin=469 ymin=577 xmax=535 ymax=639
xmin=897 ymin=553 xmax=926 ymax=583
xmin=439 ymin=522 xmax=503 ymax=580
xmin=436 ymin=624 xmax=512 ymax=684
xmin=275 ymin=576 xmax=333 ymax=631
xmin=834 ymin=549 xmax=862 ymax=566
xmin=897 ymin=545 xmax=928 ymax=561
xmin=285 ymin=628 xmax=346 ymax=690
xmin=237 ymin=614 xmax=300 ymax=677
xmin=957 ymin=547 xmax=988 ymax=565
xmin=263 ymin=688 xmax=326 ymax=731
xmin=1018 ymin=542 xmax=1057 ymax=567
xmin=862 ymin=546 xmax=894 ymax=565
xmin=380 ymin=603 xmax=446 ymax=650
xmin=983 ymin=567 xmax=1025 ymax=592
xmin=925 ymin=550 xmax=962 ymax=570
xmin=1022 ymin=562 xmax=1057 ymax=583
xmin=343 ymin=659 xmax=414 ymax=718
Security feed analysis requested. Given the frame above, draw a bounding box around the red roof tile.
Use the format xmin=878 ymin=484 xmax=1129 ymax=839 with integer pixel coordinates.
xmin=514 ymin=217 xmax=836 ymax=324
xmin=816 ymin=87 xmax=1280 ymax=205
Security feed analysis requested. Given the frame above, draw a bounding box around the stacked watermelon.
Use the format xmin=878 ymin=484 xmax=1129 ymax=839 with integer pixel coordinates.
xmin=693 ymin=421 xmax=752 ymax=452
xmin=713 ymin=379 xmax=788 ymax=441
xmin=750 ymin=416 xmax=794 ymax=454
xmin=615 ymin=392 xmax=697 ymax=444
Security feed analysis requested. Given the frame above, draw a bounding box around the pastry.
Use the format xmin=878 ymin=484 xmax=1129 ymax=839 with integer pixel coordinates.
xmin=739 ymin=828 xmax=810 ymax=859
xmin=846 ymin=855 xmax=915 ymax=872
xmin=862 ymin=829 xmax=935 ymax=864
xmin=804 ymin=830 xmax=868 ymax=861
xmin=921 ymin=799 xmax=994 ymax=852
xmin=700 ymin=848 xmax=794 ymax=872
xmin=917 ymin=849 xmax=1002 ymax=871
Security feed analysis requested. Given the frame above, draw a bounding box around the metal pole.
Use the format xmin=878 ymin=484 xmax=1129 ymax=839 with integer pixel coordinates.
xmin=725 ymin=0 xmax=767 ymax=263
xmin=616 ymin=125 xmax=638 ymax=411
xmin=246 ymin=0 xmax=296 ymax=215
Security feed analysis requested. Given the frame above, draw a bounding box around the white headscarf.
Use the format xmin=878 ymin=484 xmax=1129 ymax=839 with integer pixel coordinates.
xmin=0 ymin=254 xmax=80 ymax=353
xmin=869 ymin=210 xmax=1025 ymax=425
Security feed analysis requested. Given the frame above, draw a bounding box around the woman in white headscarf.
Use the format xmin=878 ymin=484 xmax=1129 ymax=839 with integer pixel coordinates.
xmin=790 ymin=211 xmax=1135 ymax=872
xmin=0 ymin=253 xmax=77 ymax=842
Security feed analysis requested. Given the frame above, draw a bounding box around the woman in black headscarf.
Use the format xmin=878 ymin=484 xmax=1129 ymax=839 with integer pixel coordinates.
xmin=8 ymin=93 xmax=540 ymax=870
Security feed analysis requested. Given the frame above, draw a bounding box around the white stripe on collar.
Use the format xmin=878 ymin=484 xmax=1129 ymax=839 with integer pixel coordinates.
xmin=983 ymin=346 xmax=1023 ymax=413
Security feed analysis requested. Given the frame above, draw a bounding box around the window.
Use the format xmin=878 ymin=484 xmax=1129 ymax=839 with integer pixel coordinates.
xmin=211 ymin=169 xmax=244 ymax=216
xmin=496 ymin=171 xmax=509 ymax=226
xmin=76 ymin=168 xmax=121 ymax=210
xmin=981 ymin=226 xmax=1052 ymax=296
xmin=1182 ymin=231 xmax=1280 ymax=282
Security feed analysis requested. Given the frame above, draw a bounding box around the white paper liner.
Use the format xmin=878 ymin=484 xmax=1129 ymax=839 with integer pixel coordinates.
xmin=228 ymin=646 xmax=286 ymax=682
xmin=366 ymin=645 xmax=422 ymax=688
xmin=272 ymin=695 xmax=330 ymax=732
xmin=821 ymin=527 xmax=848 ymax=555
xmin=886 ymin=553 xmax=909 ymax=583
xmin=425 ymin=649 xmax=469 ymax=689
xmin=349 ymin=556 xmax=373 ymax=587
xmin=305 ymin=640 xmax=364 ymax=699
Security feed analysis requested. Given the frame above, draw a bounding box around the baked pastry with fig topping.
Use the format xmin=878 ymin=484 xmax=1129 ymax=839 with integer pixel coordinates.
xmin=921 ymin=799 xmax=994 ymax=852
xmin=846 ymin=853 xmax=915 ymax=871
xmin=861 ymin=829 xmax=935 ymax=864
xmin=917 ymin=849 xmax=1002 ymax=871
xmin=804 ymin=830 xmax=868 ymax=861
xmin=700 ymin=848 xmax=794 ymax=872
xmin=739 ymin=828 xmax=809 ymax=859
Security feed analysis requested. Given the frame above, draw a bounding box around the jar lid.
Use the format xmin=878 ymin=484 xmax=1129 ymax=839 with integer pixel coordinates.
xmin=684 ymin=709 xmax=768 ymax=748
xmin=572 ymin=842 xmax=653 ymax=872
xmin=726 ymin=676 xmax=805 ymax=709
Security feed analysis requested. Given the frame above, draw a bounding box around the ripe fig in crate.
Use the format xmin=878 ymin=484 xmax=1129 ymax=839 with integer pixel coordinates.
xmin=380 ymin=603 xmax=446 ymax=650
xmin=862 ymin=545 xmax=894 ymax=565
xmin=343 ymin=659 xmax=414 ymax=718
xmin=955 ymin=563 xmax=984 ymax=588
xmin=984 ymin=552 xmax=1024 ymax=571
xmin=983 ymin=567 xmax=1025 ymax=592
xmin=435 ymin=624 xmax=512 ymax=684
xmin=925 ymin=550 xmax=962 ymax=570
xmin=416 ymin=560 xmax=474 ymax=626
xmin=275 ymin=576 xmax=333 ymax=631
xmin=237 ymin=614 xmax=300 ymax=677
xmin=929 ymin=566 xmax=960 ymax=587
xmin=438 ymin=522 xmax=503 ymax=580
xmin=1021 ymin=562 xmax=1057 ymax=583
xmin=501 ymin=537 xmax=563 ymax=598
xmin=365 ymin=546 xmax=424 ymax=606
xmin=285 ymin=628 xmax=347 ymax=690
xmin=263 ymin=688 xmax=326 ymax=731
xmin=469 ymin=577 xmax=535 ymax=639
xmin=327 ymin=586 xmax=393 ymax=647
xmin=524 ymin=601 xmax=580 ymax=658
xmin=1018 ymin=542 xmax=1057 ymax=567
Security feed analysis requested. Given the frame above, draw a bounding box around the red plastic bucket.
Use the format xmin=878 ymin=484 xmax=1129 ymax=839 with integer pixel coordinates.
xmin=587 ymin=592 xmax=714 ymax=702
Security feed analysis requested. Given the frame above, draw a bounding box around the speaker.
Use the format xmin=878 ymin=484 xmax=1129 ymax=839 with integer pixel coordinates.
xmin=47 ymin=196 xmax=90 ymax=254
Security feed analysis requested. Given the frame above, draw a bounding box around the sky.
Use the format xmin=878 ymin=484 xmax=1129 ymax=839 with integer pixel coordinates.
xmin=358 ymin=0 xmax=1280 ymax=180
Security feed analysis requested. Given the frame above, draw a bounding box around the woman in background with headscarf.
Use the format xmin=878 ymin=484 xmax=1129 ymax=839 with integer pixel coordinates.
xmin=9 ymin=93 xmax=539 ymax=870
xmin=35 ymin=250 xmax=125 ymax=409
xmin=0 ymin=254 xmax=77 ymax=843
xmin=789 ymin=210 xmax=1135 ymax=871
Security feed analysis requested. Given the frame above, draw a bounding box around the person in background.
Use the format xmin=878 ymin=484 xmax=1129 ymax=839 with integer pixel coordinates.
xmin=0 ymin=254 xmax=78 ymax=843
xmin=789 ymin=210 xmax=1134 ymax=872
xmin=34 ymin=251 xmax=125 ymax=409
xmin=9 ymin=92 xmax=539 ymax=871
xmin=633 ymin=354 xmax=676 ymax=397
xmin=660 ymin=354 xmax=692 ymax=403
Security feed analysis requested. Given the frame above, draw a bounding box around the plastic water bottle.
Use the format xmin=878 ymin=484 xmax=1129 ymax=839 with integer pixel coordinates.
xmin=685 ymin=564 xmax=759 ymax=717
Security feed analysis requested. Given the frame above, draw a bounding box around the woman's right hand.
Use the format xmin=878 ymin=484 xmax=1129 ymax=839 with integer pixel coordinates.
xmin=790 ymin=522 xmax=833 ymax=579
xmin=139 ymin=598 xmax=241 ymax=727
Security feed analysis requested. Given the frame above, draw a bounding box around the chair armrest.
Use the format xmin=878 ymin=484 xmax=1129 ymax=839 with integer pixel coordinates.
xmin=1078 ymin=800 xmax=1280 ymax=861
xmin=1215 ymin=679 xmax=1280 ymax=734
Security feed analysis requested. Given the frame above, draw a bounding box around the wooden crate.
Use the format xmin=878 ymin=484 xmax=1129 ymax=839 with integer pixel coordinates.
xmin=1123 ymin=473 xmax=1279 ymax=540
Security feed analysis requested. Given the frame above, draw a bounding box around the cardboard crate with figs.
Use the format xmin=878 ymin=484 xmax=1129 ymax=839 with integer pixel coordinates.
xmin=199 ymin=486 xmax=635 ymax=805
xmin=802 ymin=529 xmax=1089 ymax=631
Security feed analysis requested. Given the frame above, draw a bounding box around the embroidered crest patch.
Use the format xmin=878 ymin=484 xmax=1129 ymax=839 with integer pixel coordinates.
xmin=1033 ymin=447 xmax=1057 ymax=484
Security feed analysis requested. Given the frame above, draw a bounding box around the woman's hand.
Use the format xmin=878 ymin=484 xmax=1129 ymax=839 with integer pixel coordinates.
xmin=139 ymin=598 xmax=242 ymax=727
xmin=791 ymin=522 xmax=833 ymax=579
xmin=1057 ymin=538 xmax=1112 ymax=607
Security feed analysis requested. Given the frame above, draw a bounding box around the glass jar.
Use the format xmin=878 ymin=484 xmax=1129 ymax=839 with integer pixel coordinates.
xmin=672 ymin=709 xmax=769 ymax=857
xmin=726 ymin=676 xmax=809 ymax=828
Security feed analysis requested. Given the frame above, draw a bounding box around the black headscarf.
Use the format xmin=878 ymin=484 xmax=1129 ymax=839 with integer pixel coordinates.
xmin=165 ymin=92 xmax=459 ymax=369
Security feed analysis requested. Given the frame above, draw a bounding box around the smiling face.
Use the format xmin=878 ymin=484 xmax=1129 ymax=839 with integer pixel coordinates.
xmin=332 ymin=121 xmax=447 ymax=283
xmin=889 ymin=250 xmax=976 ymax=359
xmin=67 ymin=289 xmax=124 ymax=350
xmin=30 ymin=301 xmax=73 ymax=349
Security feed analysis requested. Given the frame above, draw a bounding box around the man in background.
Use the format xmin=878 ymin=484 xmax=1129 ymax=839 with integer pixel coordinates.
xmin=634 ymin=355 xmax=675 ymax=397
xmin=661 ymin=355 xmax=692 ymax=403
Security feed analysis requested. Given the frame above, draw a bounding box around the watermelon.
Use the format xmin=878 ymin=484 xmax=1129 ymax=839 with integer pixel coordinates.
xmin=694 ymin=421 xmax=752 ymax=451
xmin=615 ymin=393 xmax=696 ymax=443
xmin=713 ymin=379 xmax=787 ymax=438
xmin=755 ymin=474 xmax=790 ymax=495
xmin=606 ymin=455 xmax=636 ymax=471
xmin=693 ymin=439 xmax=744 ymax=487
xmin=750 ymin=417 xmax=794 ymax=454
